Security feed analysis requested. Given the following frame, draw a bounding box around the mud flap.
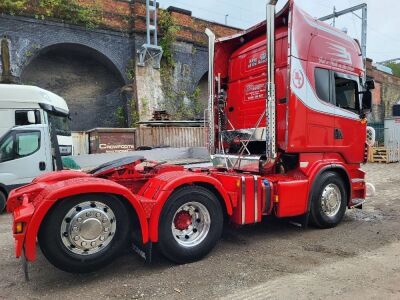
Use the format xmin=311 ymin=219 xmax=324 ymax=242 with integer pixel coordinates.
xmin=289 ymin=212 xmax=310 ymax=229
xmin=132 ymin=242 xmax=153 ymax=264
xmin=21 ymin=248 xmax=29 ymax=282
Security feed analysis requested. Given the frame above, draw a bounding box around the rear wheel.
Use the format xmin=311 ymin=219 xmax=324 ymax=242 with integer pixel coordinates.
xmin=38 ymin=194 xmax=129 ymax=273
xmin=309 ymin=172 xmax=347 ymax=229
xmin=0 ymin=191 xmax=6 ymax=212
xmin=158 ymin=186 xmax=223 ymax=263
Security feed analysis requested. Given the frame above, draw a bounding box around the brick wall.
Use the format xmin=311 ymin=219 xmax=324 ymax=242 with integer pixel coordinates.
xmin=366 ymin=59 xmax=400 ymax=122
xmin=2 ymin=0 xmax=241 ymax=44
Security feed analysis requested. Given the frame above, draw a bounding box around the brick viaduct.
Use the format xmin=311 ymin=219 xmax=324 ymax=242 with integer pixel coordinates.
xmin=0 ymin=0 xmax=239 ymax=130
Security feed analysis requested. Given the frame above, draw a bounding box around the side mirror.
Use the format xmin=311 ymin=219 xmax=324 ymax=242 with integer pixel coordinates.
xmin=362 ymin=90 xmax=372 ymax=112
xmin=27 ymin=111 xmax=36 ymax=124
xmin=366 ymin=79 xmax=375 ymax=90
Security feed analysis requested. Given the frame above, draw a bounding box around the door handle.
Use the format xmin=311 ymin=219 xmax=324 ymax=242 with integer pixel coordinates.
xmin=334 ymin=128 xmax=343 ymax=140
xmin=39 ymin=161 xmax=46 ymax=171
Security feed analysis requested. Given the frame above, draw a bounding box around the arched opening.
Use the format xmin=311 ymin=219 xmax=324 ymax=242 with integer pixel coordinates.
xmin=21 ymin=43 xmax=127 ymax=131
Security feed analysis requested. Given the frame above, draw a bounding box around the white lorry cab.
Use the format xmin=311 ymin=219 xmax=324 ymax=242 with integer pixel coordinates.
xmin=0 ymin=84 xmax=72 ymax=156
xmin=0 ymin=124 xmax=58 ymax=211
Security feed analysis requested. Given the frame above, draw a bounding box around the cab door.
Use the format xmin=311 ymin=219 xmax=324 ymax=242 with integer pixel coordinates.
xmin=0 ymin=128 xmax=51 ymax=186
xmin=332 ymin=72 xmax=365 ymax=163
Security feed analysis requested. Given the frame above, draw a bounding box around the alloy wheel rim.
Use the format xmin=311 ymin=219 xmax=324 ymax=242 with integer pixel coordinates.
xmin=171 ymin=202 xmax=211 ymax=248
xmin=321 ymin=183 xmax=342 ymax=217
xmin=60 ymin=201 xmax=116 ymax=255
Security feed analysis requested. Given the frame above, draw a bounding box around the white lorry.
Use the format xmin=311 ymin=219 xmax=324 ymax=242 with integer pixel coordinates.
xmin=0 ymin=84 xmax=72 ymax=211
xmin=0 ymin=124 xmax=58 ymax=211
xmin=0 ymin=84 xmax=72 ymax=155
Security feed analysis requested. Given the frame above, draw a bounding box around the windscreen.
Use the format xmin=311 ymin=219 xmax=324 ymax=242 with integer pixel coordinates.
xmin=47 ymin=113 xmax=71 ymax=136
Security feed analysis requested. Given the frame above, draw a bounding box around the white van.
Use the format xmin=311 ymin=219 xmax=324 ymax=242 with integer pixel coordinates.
xmin=0 ymin=84 xmax=72 ymax=155
xmin=0 ymin=124 xmax=55 ymax=211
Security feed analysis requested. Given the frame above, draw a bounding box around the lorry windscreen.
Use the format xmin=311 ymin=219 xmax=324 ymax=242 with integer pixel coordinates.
xmin=48 ymin=113 xmax=71 ymax=136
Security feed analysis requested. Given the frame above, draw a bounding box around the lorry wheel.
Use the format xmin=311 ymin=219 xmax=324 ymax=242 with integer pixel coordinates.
xmin=158 ymin=186 xmax=223 ymax=264
xmin=309 ymin=172 xmax=347 ymax=229
xmin=0 ymin=191 xmax=6 ymax=212
xmin=38 ymin=194 xmax=129 ymax=273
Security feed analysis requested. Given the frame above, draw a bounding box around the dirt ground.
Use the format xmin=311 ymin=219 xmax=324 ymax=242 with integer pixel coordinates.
xmin=0 ymin=163 xmax=399 ymax=300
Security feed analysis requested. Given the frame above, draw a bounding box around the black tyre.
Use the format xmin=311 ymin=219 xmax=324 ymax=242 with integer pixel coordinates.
xmin=158 ymin=186 xmax=223 ymax=263
xmin=309 ymin=172 xmax=347 ymax=229
xmin=38 ymin=194 xmax=129 ymax=273
xmin=0 ymin=191 xmax=6 ymax=212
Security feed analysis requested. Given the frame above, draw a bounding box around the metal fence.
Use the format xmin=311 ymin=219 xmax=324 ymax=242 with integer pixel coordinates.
xmin=368 ymin=121 xmax=400 ymax=163
xmin=136 ymin=127 xmax=206 ymax=148
xmin=368 ymin=123 xmax=385 ymax=146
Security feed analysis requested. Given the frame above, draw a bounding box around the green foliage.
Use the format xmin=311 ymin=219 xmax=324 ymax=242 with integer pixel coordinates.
xmin=1 ymin=0 xmax=101 ymax=28
xmin=157 ymin=10 xmax=203 ymax=120
xmin=114 ymin=106 xmax=126 ymax=127
xmin=126 ymin=59 xmax=135 ymax=81
xmin=0 ymin=0 xmax=27 ymax=15
xmin=159 ymin=10 xmax=180 ymax=68
xmin=36 ymin=0 xmax=101 ymax=28
xmin=385 ymin=62 xmax=400 ymax=77
xmin=129 ymin=98 xmax=140 ymax=128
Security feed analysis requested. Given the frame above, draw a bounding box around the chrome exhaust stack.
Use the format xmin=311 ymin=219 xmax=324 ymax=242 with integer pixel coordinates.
xmin=266 ymin=0 xmax=278 ymax=161
xmin=205 ymin=28 xmax=216 ymax=155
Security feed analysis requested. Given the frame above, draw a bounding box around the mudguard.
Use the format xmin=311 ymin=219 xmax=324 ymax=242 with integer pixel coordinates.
xmin=140 ymin=171 xmax=233 ymax=242
xmin=12 ymin=176 xmax=149 ymax=261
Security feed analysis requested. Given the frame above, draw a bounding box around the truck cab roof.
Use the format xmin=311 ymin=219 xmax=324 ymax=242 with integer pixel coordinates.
xmin=0 ymin=84 xmax=69 ymax=113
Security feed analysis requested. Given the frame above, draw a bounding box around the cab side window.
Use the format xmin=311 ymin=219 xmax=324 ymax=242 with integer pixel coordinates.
xmin=0 ymin=131 xmax=41 ymax=162
xmin=315 ymin=67 xmax=360 ymax=112
xmin=334 ymin=74 xmax=359 ymax=111
xmin=0 ymin=134 xmax=15 ymax=162
xmin=16 ymin=132 xmax=41 ymax=157
xmin=315 ymin=68 xmax=331 ymax=103
xmin=15 ymin=110 xmax=41 ymax=126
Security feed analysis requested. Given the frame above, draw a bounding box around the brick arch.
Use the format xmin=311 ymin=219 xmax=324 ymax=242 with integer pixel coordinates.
xmin=21 ymin=42 xmax=126 ymax=84
xmin=20 ymin=43 xmax=128 ymax=130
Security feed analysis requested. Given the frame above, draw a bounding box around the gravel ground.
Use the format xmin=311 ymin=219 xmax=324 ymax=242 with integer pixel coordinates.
xmin=0 ymin=163 xmax=399 ymax=299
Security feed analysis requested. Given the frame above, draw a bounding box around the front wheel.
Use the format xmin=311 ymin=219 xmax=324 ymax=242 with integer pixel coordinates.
xmin=38 ymin=194 xmax=129 ymax=273
xmin=309 ymin=172 xmax=347 ymax=229
xmin=158 ymin=186 xmax=223 ymax=263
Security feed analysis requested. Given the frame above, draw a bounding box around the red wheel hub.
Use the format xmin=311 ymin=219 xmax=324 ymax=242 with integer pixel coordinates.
xmin=174 ymin=211 xmax=192 ymax=230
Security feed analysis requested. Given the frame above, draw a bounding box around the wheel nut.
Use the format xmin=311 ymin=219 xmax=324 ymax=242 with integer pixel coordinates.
xmin=77 ymin=217 xmax=82 ymax=223
xmin=74 ymin=236 xmax=79 ymax=241
xmin=102 ymin=218 xmax=107 ymax=223
xmin=104 ymin=227 xmax=109 ymax=232
xmin=81 ymin=241 xmax=87 ymax=246
xmin=86 ymin=212 xmax=91 ymax=217
xmin=73 ymin=226 xmax=79 ymax=232
xmin=96 ymin=212 xmax=101 ymax=217
xmin=91 ymin=241 xmax=96 ymax=247
xmin=99 ymin=236 xmax=105 ymax=241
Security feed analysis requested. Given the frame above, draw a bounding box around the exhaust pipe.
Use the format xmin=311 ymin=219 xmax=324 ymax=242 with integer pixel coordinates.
xmin=205 ymin=28 xmax=216 ymax=154
xmin=266 ymin=0 xmax=278 ymax=161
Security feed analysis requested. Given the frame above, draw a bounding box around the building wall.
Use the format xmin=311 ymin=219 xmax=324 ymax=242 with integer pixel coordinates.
xmin=0 ymin=0 xmax=240 ymax=130
xmin=367 ymin=59 xmax=400 ymax=123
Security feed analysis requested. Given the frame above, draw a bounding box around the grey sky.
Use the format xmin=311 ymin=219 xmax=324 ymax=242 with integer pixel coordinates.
xmin=157 ymin=0 xmax=400 ymax=62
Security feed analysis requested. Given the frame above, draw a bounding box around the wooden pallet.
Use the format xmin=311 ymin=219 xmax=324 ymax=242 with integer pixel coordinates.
xmin=369 ymin=147 xmax=400 ymax=163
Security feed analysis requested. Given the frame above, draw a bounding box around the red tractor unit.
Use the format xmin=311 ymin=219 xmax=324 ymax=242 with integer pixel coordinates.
xmin=7 ymin=0 xmax=375 ymax=274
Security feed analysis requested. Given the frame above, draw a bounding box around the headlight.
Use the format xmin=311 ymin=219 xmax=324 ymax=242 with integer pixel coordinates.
xmin=59 ymin=145 xmax=72 ymax=156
